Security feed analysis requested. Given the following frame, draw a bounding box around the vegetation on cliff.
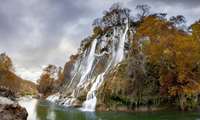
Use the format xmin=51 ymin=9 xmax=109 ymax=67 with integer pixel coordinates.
xmin=94 ymin=4 xmax=200 ymax=111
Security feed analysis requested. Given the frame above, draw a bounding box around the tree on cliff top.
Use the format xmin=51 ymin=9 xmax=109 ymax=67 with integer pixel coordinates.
xmin=136 ymin=4 xmax=151 ymax=20
xmin=0 ymin=53 xmax=13 ymax=71
xmin=93 ymin=3 xmax=131 ymax=29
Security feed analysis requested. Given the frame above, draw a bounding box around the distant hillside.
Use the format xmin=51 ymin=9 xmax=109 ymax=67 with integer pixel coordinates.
xmin=0 ymin=53 xmax=37 ymax=96
xmin=0 ymin=70 xmax=37 ymax=95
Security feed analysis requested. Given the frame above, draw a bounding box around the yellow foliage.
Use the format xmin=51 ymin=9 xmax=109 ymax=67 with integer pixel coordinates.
xmin=191 ymin=20 xmax=200 ymax=41
xmin=134 ymin=16 xmax=200 ymax=97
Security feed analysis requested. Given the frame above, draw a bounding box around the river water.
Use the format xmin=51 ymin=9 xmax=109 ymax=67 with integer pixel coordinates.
xmin=18 ymin=97 xmax=200 ymax=120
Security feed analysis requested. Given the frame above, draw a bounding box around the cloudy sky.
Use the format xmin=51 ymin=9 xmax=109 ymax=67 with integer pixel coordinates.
xmin=0 ymin=0 xmax=200 ymax=82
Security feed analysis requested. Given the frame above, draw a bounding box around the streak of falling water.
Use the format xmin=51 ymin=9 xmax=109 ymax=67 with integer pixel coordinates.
xmin=77 ymin=39 xmax=97 ymax=87
xmin=81 ymin=24 xmax=129 ymax=111
xmin=114 ymin=23 xmax=129 ymax=65
xmin=47 ymin=23 xmax=129 ymax=111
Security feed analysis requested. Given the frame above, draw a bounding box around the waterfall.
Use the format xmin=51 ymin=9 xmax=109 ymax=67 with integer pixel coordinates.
xmin=81 ymin=74 xmax=103 ymax=111
xmin=77 ymin=39 xmax=97 ymax=87
xmin=53 ymin=39 xmax=98 ymax=107
xmin=81 ymin=24 xmax=129 ymax=111
xmin=47 ymin=94 xmax=60 ymax=103
xmin=114 ymin=23 xmax=129 ymax=65
xmin=67 ymin=59 xmax=82 ymax=88
xmin=47 ymin=23 xmax=129 ymax=112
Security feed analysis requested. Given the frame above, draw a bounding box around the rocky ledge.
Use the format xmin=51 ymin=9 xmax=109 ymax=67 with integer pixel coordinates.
xmin=0 ymin=87 xmax=28 ymax=120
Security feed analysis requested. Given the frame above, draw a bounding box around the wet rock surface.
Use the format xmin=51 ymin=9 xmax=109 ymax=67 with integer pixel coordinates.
xmin=0 ymin=88 xmax=28 ymax=120
xmin=0 ymin=100 xmax=28 ymax=120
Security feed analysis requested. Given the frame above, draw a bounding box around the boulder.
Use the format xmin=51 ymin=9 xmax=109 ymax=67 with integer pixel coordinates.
xmin=0 ymin=96 xmax=28 ymax=120
xmin=0 ymin=87 xmax=28 ymax=120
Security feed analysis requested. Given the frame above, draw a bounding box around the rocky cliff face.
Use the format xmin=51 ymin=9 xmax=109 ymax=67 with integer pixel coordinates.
xmin=47 ymin=4 xmax=133 ymax=111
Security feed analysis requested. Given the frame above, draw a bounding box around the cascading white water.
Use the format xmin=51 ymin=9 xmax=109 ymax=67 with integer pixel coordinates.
xmin=81 ymin=24 xmax=129 ymax=111
xmin=46 ymin=94 xmax=60 ymax=102
xmin=67 ymin=58 xmax=82 ymax=88
xmin=115 ymin=23 xmax=129 ymax=65
xmin=53 ymin=39 xmax=98 ymax=107
xmin=47 ymin=23 xmax=129 ymax=112
xmin=77 ymin=39 xmax=97 ymax=87
xmin=81 ymin=74 xmax=103 ymax=111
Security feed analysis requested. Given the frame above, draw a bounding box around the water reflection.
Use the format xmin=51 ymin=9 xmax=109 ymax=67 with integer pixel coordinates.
xmin=18 ymin=97 xmax=38 ymax=120
xmin=18 ymin=98 xmax=200 ymax=120
xmin=30 ymin=99 xmax=98 ymax=120
xmin=46 ymin=104 xmax=56 ymax=120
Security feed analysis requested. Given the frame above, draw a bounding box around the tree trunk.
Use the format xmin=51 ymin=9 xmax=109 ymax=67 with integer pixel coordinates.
xmin=179 ymin=94 xmax=186 ymax=111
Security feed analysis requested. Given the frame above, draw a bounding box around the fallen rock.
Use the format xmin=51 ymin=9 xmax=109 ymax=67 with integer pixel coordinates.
xmin=0 ymin=103 xmax=28 ymax=120
xmin=0 ymin=96 xmax=28 ymax=120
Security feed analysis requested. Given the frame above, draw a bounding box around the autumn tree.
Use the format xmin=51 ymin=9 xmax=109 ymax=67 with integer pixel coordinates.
xmin=190 ymin=20 xmax=200 ymax=41
xmin=93 ymin=3 xmax=130 ymax=29
xmin=37 ymin=64 xmax=63 ymax=95
xmin=37 ymin=72 xmax=53 ymax=95
xmin=134 ymin=15 xmax=200 ymax=110
xmin=0 ymin=53 xmax=13 ymax=71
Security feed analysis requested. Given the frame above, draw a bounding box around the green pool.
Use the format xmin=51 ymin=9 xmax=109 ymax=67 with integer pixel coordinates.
xmin=19 ymin=98 xmax=200 ymax=120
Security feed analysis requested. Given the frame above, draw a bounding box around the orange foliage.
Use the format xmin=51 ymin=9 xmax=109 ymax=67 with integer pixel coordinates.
xmin=37 ymin=73 xmax=53 ymax=95
xmin=135 ymin=16 xmax=200 ymax=97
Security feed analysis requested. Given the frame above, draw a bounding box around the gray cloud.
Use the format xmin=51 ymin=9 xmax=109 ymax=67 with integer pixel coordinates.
xmin=128 ymin=0 xmax=200 ymax=8
xmin=150 ymin=0 xmax=200 ymax=8
xmin=0 ymin=0 xmax=200 ymax=80
xmin=127 ymin=0 xmax=200 ymax=24
xmin=0 ymin=0 xmax=94 ymax=69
